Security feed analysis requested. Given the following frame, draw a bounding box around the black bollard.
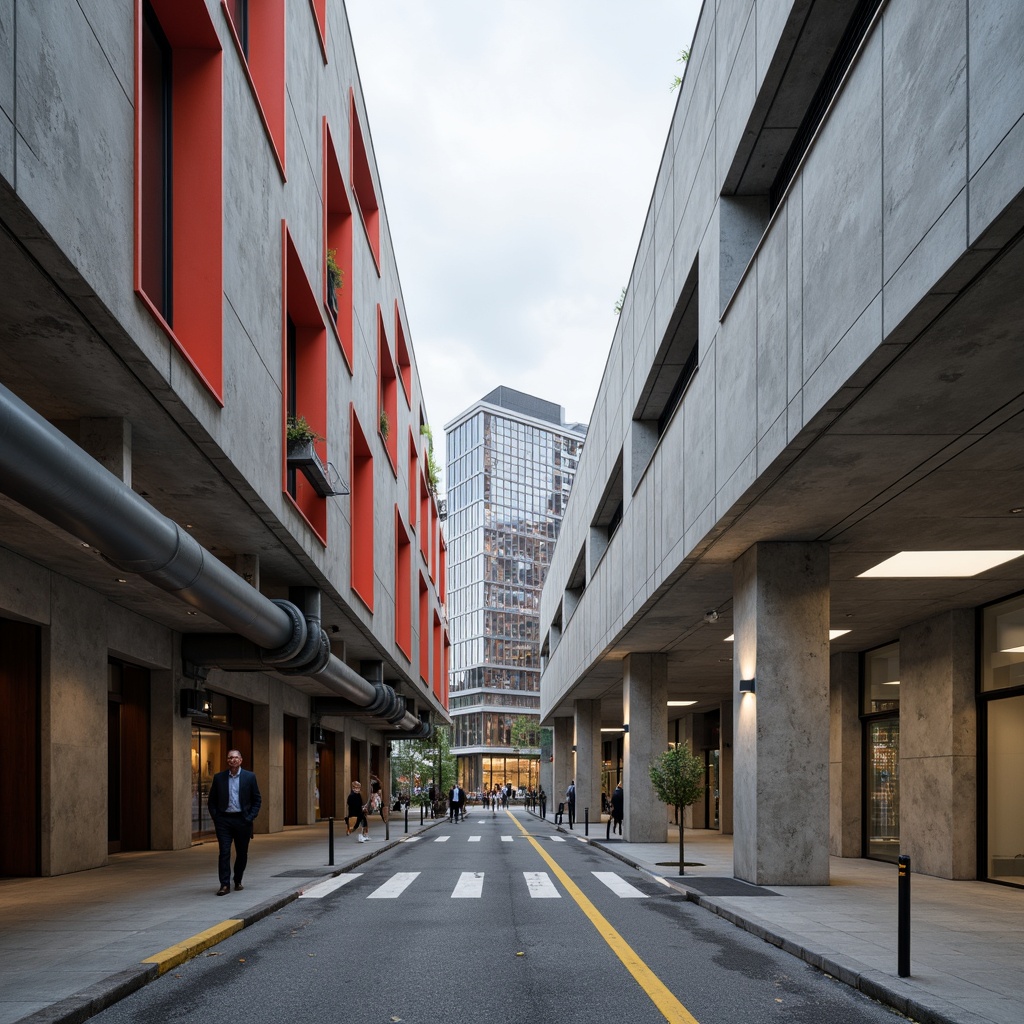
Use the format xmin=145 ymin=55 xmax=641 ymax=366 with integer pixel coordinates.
xmin=584 ymin=807 xmax=589 ymax=836
xmin=420 ymin=802 xmax=424 ymax=825
xmin=404 ymin=803 xmax=409 ymax=834
xmin=898 ymin=855 xmax=911 ymax=977
xmin=606 ymin=815 xmax=611 ymax=841
xmin=328 ymin=816 xmax=335 ymax=866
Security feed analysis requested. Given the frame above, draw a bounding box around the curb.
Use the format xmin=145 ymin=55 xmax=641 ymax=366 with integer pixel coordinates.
xmin=16 ymin=818 xmax=446 ymax=1024
xmin=574 ymin=830 xmax=981 ymax=1024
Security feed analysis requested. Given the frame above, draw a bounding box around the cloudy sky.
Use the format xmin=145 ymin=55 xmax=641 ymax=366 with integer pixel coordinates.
xmin=344 ymin=1 xmax=703 ymax=482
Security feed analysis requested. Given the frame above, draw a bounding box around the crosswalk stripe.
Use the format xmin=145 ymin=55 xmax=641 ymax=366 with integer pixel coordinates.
xmin=592 ymin=872 xmax=648 ymax=898
xmin=468 ymin=835 xmax=481 ymax=842
xmin=402 ymin=836 xmax=421 ymax=843
xmin=501 ymin=835 xmax=513 ymax=842
xmin=435 ymin=836 xmax=450 ymax=842
xmin=452 ymin=872 xmax=485 ymax=898
xmin=550 ymin=836 xmax=566 ymax=842
xmin=524 ymin=871 xmax=560 ymax=898
xmin=367 ymin=872 xmax=420 ymax=899
xmin=299 ymin=874 xmax=362 ymax=899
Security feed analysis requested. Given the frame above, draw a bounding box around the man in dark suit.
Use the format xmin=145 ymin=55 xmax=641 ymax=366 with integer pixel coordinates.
xmin=207 ymin=749 xmax=262 ymax=896
xmin=448 ymin=781 xmax=465 ymax=822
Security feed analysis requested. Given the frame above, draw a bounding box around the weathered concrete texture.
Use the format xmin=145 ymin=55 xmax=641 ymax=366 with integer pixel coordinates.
xmin=149 ymin=656 xmax=193 ymax=852
xmin=42 ymin=576 xmax=107 ymax=875
xmin=734 ymin=543 xmax=830 ymax=885
xmin=573 ymin=699 xmax=602 ymax=827
xmin=830 ymin=652 xmax=862 ymax=857
xmin=900 ymin=609 xmax=977 ymax=879
xmin=719 ymin=699 xmax=733 ymax=835
xmin=623 ymin=652 xmax=668 ymax=844
xmin=553 ymin=716 xmax=573 ymax=807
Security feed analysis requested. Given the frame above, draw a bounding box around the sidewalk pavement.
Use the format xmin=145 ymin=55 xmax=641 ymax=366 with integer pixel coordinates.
xmin=2 ymin=810 xmax=1022 ymax=1024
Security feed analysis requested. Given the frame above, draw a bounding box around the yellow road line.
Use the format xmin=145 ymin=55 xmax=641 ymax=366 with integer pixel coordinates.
xmin=142 ymin=919 xmax=244 ymax=975
xmin=510 ymin=813 xmax=701 ymax=1024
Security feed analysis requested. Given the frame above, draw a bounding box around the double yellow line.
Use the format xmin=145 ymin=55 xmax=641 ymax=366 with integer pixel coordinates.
xmin=510 ymin=813 xmax=700 ymax=1024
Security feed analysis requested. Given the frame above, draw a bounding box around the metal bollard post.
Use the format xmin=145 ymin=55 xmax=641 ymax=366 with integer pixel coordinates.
xmin=898 ymin=855 xmax=911 ymax=977
xmin=420 ymin=802 xmax=424 ymax=825
xmin=584 ymin=807 xmax=589 ymax=836
xmin=404 ymin=804 xmax=409 ymax=834
xmin=606 ymin=814 xmax=611 ymax=841
xmin=328 ymin=816 xmax=335 ymax=866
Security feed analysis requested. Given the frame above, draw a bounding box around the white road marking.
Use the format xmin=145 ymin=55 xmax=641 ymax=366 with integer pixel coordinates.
xmin=402 ymin=836 xmax=421 ymax=843
xmin=367 ymin=872 xmax=420 ymax=899
xmin=550 ymin=836 xmax=566 ymax=843
xmin=468 ymin=835 xmax=481 ymax=842
xmin=452 ymin=872 xmax=485 ymax=898
xmin=299 ymin=874 xmax=362 ymax=899
xmin=524 ymin=872 xmax=560 ymax=898
xmin=592 ymin=872 xmax=648 ymax=898
xmin=501 ymin=835 xmax=513 ymax=842
xmin=435 ymin=836 xmax=450 ymax=842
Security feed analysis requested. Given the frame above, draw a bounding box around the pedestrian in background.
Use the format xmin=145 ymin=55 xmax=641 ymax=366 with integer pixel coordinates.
xmin=346 ymin=780 xmax=369 ymax=842
xmin=566 ymin=780 xmax=577 ymax=829
xmin=207 ymin=749 xmax=262 ymax=896
xmin=611 ymin=782 xmax=624 ymax=835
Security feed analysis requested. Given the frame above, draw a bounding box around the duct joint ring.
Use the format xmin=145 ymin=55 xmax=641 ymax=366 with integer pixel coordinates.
xmin=261 ymin=600 xmax=307 ymax=664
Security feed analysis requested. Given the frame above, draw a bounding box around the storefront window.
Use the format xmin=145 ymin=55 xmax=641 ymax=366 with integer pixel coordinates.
xmin=191 ymin=726 xmax=224 ymax=835
xmin=866 ymin=719 xmax=900 ymax=861
xmin=986 ymin=694 xmax=1024 ymax=885
xmin=982 ymin=594 xmax=1024 ymax=692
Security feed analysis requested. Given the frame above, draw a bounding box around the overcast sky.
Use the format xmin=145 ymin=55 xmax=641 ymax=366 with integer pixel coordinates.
xmin=344 ymin=1 xmax=703 ymax=483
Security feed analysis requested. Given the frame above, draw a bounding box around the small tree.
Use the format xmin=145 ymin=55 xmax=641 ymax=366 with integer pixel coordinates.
xmin=649 ymin=743 xmax=705 ymax=875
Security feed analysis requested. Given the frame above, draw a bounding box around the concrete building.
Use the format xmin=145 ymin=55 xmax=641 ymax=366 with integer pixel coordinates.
xmin=0 ymin=0 xmax=448 ymax=877
xmin=445 ymin=388 xmax=585 ymax=795
xmin=538 ymin=0 xmax=1024 ymax=887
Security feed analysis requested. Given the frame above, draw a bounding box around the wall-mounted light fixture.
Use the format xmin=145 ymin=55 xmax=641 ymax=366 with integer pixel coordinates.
xmin=622 ymin=723 xmax=629 ymax=733
xmin=571 ymin=744 xmax=577 ymax=752
xmin=739 ymin=678 xmax=756 ymax=694
xmin=179 ymin=687 xmax=213 ymax=718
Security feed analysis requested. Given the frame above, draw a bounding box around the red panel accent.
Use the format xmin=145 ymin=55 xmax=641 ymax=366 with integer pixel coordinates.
xmin=350 ymin=407 xmax=374 ymax=610
xmin=350 ymin=89 xmax=381 ymax=273
xmin=394 ymin=302 xmax=412 ymax=406
xmin=418 ymin=575 xmax=430 ymax=686
xmin=135 ymin=0 xmax=224 ymax=403
xmin=222 ymin=0 xmax=286 ymax=178
xmin=395 ymin=507 xmax=412 ymax=660
xmin=282 ymin=224 xmax=328 ymax=544
xmin=377 ymin=307 xmax=398 ymax=475
xmin=307 ymin=0 xmax=328 ymax=63
xmin=324 ymin=119 xmax=354 ymax=370
xmin=408 ymin=431 xmax=419 ymax=530
xmin=438 ymin=536 xmax=447 ymax=604
xmin=432 ymin=612 xmax=443 ymax=702
xmin=442 ymin=635 xmax=450 ymax=710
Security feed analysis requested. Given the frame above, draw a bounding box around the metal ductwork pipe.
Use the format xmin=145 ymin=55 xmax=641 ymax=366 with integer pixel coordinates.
xmin=0 ymin=382 xmax=421 ymax=728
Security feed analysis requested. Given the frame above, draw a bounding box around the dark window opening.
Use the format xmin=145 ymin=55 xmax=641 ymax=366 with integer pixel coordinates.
xmin=226 ymin=0 xmax=249 ymax=58
xmin=286 ymin=314 xmax=297 ymax=498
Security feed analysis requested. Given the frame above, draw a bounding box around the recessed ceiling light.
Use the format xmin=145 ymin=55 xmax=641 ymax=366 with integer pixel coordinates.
xmin=727 ymin=631 xmax=849 ymax=641
xmin=1010 ymin=508 xmax=1024 ymax=515
xmin=116 ymin=578 xmax=128 ymax=584
xmin=667 ymin=700 xmax=697 ymax=707
xmin=859 ymin=551 xmax=1024 ymax=578
xmin=600 ymin=727 xmax=624 ymax=733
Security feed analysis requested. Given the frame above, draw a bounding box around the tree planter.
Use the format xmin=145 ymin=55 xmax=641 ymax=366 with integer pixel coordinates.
xmin=287 ymin=439 xmax=342 ymax=497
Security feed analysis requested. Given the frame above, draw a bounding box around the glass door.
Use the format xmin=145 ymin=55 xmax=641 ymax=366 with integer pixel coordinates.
xmin=866 ymin=717 xmax=900 ymax=861
xmin=191 ymin=726 xmax=225 ymax=836
xmin=986 ymin=693 xmax=1024 ymax=886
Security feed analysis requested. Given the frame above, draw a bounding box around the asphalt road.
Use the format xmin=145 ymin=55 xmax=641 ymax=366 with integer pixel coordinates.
xmin=91 ymin=811 xmax=905 ymax=1024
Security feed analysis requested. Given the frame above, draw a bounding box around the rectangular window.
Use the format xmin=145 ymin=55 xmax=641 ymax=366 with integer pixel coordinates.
xmin=223 ymin=0 xmax=286 ymax=175
xmin=433 ymin=612 xmax=444 ymax=702
xmin=136 ymin=0 xmax=223 ymax=400
xmin=324 ymin=119 xmax=354 ymax=368
xmin=408 ymin=431 xmax=419 ymax=530
xmin=395 ymin=304 xmax=412 ymax=406
xmin=350 ymin=409 xmax=374 ymax=610
xmin=350 ymin=89 xmax=381 ymax=272
xmin=395 ymin=508 xmax=412 ymax=659
xmin=377 ymin=308 xmax=398 ymax=473
xmin=419 ymin=575 xmax=430 ymax=686
xmin=282 ymin=226 xmax=329 ymax=543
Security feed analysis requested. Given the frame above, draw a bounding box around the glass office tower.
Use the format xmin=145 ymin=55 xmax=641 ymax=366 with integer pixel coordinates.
xmin=445 ymin=388 xmax=586 ymax=796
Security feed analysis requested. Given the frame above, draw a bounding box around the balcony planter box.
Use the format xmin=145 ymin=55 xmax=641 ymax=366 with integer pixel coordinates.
xmin=287 ymin=439 xmax=340 ymax=497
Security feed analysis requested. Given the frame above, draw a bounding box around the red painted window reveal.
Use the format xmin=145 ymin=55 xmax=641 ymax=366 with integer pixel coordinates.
xmin=395 ymin=508 xmax=412 ymax=660
xmin=307 ymin=0 xmax=327 ymax=62
xmin=442 ymin=635 xmax=450 ymax=711
xmin=430 ymin=499 xmax=439 ymax=583
xmin=222 ymin=0 xmax=286 ymax=177
xmin=324 ymin=119 xmax=354 ymax=369
xmin=419 ymin=467 xmax=430 ymax=564
xmin=438 ymin=536 xmax=447 ymax=605
xmin=135 ymin=0 xmax=223 ymax=402
xmin=426 ymin=494 xmax=437 ymax=581
xmin=432 ymin=612 xmax=443 ymax=703
xmin=418 ymin=575 xmax=429 ymax=686
xmin=377 ymin=308 xmax=398 ymax=475
xmin=350 ymin=89 xmax=380 ymax=273
xmin=394 ymin=303 xmax=412 ymax=406
xmin=350 ymin=408 xmax=374 ymax=611
xmin=408 ymin=431 xmax=419 ymax=530
xmin=282 ymin=225 xmax=328 ymax=543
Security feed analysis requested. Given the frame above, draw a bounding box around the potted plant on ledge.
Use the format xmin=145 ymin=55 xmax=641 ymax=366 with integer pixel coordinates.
xmin=286 ymin=416 xmax=338 ymax=497
xmin=326 ymin=248 xmax=342 ymax=321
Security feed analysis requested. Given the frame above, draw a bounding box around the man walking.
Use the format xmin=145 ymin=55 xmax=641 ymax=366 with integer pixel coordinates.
xmin=611 ymin=781 xmax=624 ymax=835
xmin=565 ymin=780 xmax=576 ymax=829
xmin=449 ymin=781 xmax=465 ymax=822
xmin=207 ymin=749 xmax=262 ymax=896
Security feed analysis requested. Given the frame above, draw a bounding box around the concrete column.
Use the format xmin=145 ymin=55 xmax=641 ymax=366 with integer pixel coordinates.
xmin=79 ymin=418 xmax=131 ymax=485
xmin=252 ymin=695 xmax=280 ymax=834
xmin=719 ymin=700 xmax=733 ymax=835
xmin=830 ymin=652 xmax=862 ymax=857
xmin=623 ymin=652 xmax=668 ymax=843
xmin=296 ymin=716 xmax=315 ymax=825
xmin=233 ymin=554 xmax=260 ymax=590
xmin=900 ymin=610 xmax=976 ymax=879
xmin=150 ymin=642 xmax=193 ymax=851
xmin=573 ymin=699 xmax=602 ymax=828
xmin=553 ymin=716 xmax=573 ymax=811
xmin=733 ymin=542 xmax=830 ymax=885
xmin=539 ymin=726 xmax=553 ymax=810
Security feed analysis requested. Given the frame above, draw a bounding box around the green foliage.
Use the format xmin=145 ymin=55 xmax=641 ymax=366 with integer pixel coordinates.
xmin=326 ymin=248 xmax=343 ymax=289
xmin=286 ymin=415 xmax=323 ymax=444
xmin=420 ymin=423 xmax=441 ymax=494
xmin=379 ymin=408 xmax=390 ymax=440
xmin=391 ymin=726 xmax=458 ymax=804
xmin=614 ymin=285 xmax=626 ymax=316
xmin=670 ymin=47 xmax=691 ymax=92
xmin=510 ymin=715 xmax=540 ymax=751
xmin=649 ymin=743 xmax=705 ymax=875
